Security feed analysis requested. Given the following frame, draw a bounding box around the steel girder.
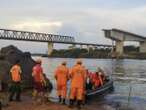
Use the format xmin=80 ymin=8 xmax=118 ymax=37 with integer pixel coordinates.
xmin=0 ymin=29 xmax=75 ymax=43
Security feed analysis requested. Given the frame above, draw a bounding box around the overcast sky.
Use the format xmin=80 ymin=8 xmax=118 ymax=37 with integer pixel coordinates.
xmin=0 ymin=0 xmax=146 ymax=53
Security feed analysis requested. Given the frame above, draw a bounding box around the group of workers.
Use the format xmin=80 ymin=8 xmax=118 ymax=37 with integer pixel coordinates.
xmin=86 ymin=68 xmax=106 ymax=90
xmin=6 ymin=58 xmax=105 ymax=109
xmin=54 ymin=59 xmax=106 ymax=109
xmin=54 ymin=59 xmax=87 ymax=109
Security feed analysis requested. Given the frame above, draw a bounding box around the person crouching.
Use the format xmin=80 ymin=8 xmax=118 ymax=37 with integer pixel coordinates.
xmin=43 ymin=73 xmax=53 ymax=102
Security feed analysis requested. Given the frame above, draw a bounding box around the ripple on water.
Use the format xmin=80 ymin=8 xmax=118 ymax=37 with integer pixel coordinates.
xmin=105 ymin=95 xmax=146 ymax=110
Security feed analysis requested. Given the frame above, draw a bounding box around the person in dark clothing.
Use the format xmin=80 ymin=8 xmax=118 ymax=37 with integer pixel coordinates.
xmin=43 ymin=73 xmax=53 ymax=102
xmin=9 ymin=60 xmax=22 ymax=102
xmin=0 ymin=101 xmax=1 ymax=110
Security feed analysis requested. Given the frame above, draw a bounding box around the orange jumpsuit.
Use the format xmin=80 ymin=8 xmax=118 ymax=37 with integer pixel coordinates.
xmin=55 ymin=65 xmax=69 ymax=98
xmin=69 ymin=64 xmax=86 ymax=101
xmin=92 ymin=72 xmax=103 ymax=88
xmin=10 ymin=64 xmax=22 ymax=82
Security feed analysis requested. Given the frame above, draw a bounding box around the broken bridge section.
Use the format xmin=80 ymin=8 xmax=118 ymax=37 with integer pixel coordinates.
xmin=103 ymin=28 xmax=146 ymax=56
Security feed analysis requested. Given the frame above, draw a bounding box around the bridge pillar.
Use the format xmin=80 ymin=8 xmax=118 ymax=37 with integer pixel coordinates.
xmin=140 ymin=41 xmax=146 ymax=53
xmin=68 ymin=44 xmax=76 ymax=49
xmin=80 ymin=45 xmax=83 ymax=49
xmin=115 ymin=41 xmax=124 ymax=56
xmin=72 ymin=44 xmax=76 ymax=49
xmin=91 ymin=46 xmax=95 ymax=50
xmin=87 ymin=45 xmax=90 ymax=52
xmin=48 ymin=42 xmax=53 ymax=55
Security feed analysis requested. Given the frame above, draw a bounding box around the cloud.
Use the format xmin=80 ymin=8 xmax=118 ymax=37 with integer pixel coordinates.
xmin=0 ymin=1 xmax=146 ymax=52
xmin=12 ymin=20 xmax=63 ymax=33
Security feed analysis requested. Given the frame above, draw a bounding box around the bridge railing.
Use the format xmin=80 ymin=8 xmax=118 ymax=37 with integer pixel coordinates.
xmin=0 ymin=29 xmax=75 ymax=43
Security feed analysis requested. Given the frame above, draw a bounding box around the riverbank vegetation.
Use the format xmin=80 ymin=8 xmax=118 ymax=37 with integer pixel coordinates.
xmin=51 ymin=48 xmax=111 ymax=58
xmin=48 ymin=46 xmax=146 ymax=59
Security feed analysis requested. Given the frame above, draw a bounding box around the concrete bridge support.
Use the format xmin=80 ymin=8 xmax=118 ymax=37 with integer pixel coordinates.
xmin=140 ymin=41 xmax=146 ymax=53
xmin=87 ymin=45 xmax=90 ymax=52
xmin=80 ymin=45 xmax=83 ymax=49
xmin=72 ymin=44 xmax=76 ymax=49
xmin=115 ymin=41 xmax=124 ymax=56
xmin=91 ymin=46 xmax=96 ymax=50
xmin=68 ymin=44 xmax=76 ymax=49
xmin=48 ymin=42 xmax=53 ymax=55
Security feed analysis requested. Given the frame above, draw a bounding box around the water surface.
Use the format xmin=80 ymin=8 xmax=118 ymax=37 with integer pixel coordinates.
xmin=33 ymin=57 xmax=146 ymax=110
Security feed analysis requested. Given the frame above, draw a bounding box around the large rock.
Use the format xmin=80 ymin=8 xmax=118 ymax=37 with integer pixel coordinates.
xmin=0 ymin=45 xmax=36 ymax=88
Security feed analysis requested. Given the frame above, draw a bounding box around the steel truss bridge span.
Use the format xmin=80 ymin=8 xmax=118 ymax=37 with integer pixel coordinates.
xmin=0 ymin=29 xmax=75 ymax=43
xmin=0 ymin=28 xmax=112 ymax=48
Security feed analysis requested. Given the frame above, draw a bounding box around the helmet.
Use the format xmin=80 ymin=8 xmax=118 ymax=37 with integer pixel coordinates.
xmin=96 ymin=67 xmax=101 ymax=72
xmin=36 ymin=58 xmax=42 ymax=64
xmin=76 ymin=59 xmax=82 ymax=64
xmin=61 ymin=61 xmax=67 ymax=65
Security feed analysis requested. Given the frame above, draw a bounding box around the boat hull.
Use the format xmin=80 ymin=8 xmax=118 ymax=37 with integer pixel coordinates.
xmin=86 ymin=79 xmax=114 ymax=98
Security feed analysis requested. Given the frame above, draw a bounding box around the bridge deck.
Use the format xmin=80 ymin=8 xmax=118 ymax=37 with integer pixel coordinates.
xmin=112 ymin=29 xmax=146 ymax=40
xmin=103 ymin=28 xmax=146 ymax=41
xmin=0 ymin=28 xmax=112 ymax=47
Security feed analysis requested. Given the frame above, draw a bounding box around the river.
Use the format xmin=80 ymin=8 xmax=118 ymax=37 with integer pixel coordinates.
xmin=32 ymin=57 xmax=146 ymax=110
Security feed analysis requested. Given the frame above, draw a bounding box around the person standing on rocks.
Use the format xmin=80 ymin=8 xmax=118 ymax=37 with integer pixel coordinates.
xmin=9 ymin=60 xmax=22 ymax=102
xmin=32 ymin=59 xmax=46 ymax=104
xmin=54 ymin=61 xmax=69 ymax=104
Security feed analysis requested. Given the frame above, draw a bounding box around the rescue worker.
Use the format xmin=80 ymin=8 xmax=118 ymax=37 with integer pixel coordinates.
xmin=86 ymin=70 xmax=93 ymax=90
xmin=54 ymin=61 xmax=69 ymax=104
xmin=32 ymin=59 xmax=45 ymax=104
xmin=97 ymin=67 xmax=105 ymax=85
xmin=92 ymin=72 xmax=101 ymax=88
xmin=69 ymin=59 xmax=87 ymax=109
xmin=92 ymin=67 xmax=104 ymax=89
xmin=9 ymin=60 xmax=22 ymax=101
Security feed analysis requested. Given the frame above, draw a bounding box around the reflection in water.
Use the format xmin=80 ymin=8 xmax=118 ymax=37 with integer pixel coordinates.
xmin=112 ymin=59 xmax=126 ymax=75
xmin=32 ymin=57 xmax=146 ymax=110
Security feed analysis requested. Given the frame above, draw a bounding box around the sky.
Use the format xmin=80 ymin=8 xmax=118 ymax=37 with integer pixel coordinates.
xmin=0 ymin=0 xmax=146 ymax=53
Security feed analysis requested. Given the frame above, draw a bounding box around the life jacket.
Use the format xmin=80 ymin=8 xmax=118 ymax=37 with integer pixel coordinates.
xmin=10 ymin=64 xmax=21 ymax=82
xmin=91 ymin=72 xmax=103 ymax=88
xmin=54 ymin=65 xmax=69 ymax=86
xmin=98 ymin=72 xmax=104 ymax=85
xmin=70 ymin=64 xmax=86 ymax=88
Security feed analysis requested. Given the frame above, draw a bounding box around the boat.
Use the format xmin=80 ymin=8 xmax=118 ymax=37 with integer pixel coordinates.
xmin=86 ymin=78 xmax=114 ymax=98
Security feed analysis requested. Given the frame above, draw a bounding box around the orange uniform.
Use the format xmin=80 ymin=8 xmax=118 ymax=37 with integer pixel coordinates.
xmin=10 ymin=64 xmax=22 ymax=82
xmin=9 ymin=64 xmax=22 ymax=101
xmin=32 ymin=64 xmax=45 ymax=92
xmin=32 ymin=64 xmax=44 ymax=82
xmin=92 ymin=72 xmax=103 ymax=88
xmin=69 ymin=64 xmax=86 ymax=100
xmin=55 ymin=65 xmax=69 ymax=98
